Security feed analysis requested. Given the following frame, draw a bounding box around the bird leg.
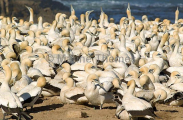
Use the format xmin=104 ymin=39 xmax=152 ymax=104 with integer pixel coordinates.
xmin=28 ymin=106 xmax=33 ymax=112
xmin=18 ymin=113 xmax=21 ymax=120
xmin=3 ymin=113 xmax=6 ymax=120
xmin=21 ymin=111 xmax=32 ymax=119
xmin=2 ymin=109 xmax=6 ymax=120
xmin=100 ymin=104 xmax=103 ymax=110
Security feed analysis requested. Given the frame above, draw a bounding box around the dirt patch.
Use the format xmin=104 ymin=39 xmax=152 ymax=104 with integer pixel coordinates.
xmin=1 ymin=96 xmax=183 ymax=120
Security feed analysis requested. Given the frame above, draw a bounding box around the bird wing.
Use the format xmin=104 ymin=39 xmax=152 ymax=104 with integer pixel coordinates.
xmin=123 ymin=96 xmax=152 ymax=111
xmin=16 ymin=82 xmax=36 ymax=96
xmin=11 ymin=92 xmax=23 ymax=108
xmin=64 ymin=87 xmax=84 ymax=99
xmin=0 ymin=71 xmax=5 ymax=83
xmin=72 ymin=71 xmax=88 ymax=82
xmin=0 ymin=92 xmax=22 ymax=108
xmin=170 ymin=83 xmax=183 ymax=91
xmin=19 ymin=87 xmax=41 ymax=103
xmin=99 ymin=81 xmax=113 ymax=94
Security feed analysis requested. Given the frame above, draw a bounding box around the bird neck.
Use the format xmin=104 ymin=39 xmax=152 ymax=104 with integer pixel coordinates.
xmin=1 ymin=29 xmax=6 ymax=38
xmin=127 ymin=82 xmax=135 ymax=94
xmin=20 ymin=64 xmax=28 ymax=75
xmin=120 ymin=37 xmax=126 ymax=48
xmin=10 ymin=30 xmax=16 ymax=39
xmin=29 ymin=10 xmax=34 ymax=23
xmin=0 ymin=81 xmax=10 ymax=91
xmin=5 ymin=69 xmax=12 ymax=83
xmin=38 ymin=18 xmax=43 ymax=30
xmin=67 ymin=80 xmax=74 ymax=88
xmin=50 ymin=23 xmax=56 ymax=33
xmin=173 ymin=40 xmax=180 ymax=54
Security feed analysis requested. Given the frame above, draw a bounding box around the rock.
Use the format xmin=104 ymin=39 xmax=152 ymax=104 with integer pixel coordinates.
xmin=0 ymin=0 xmax=70 ymax=23
xmin=66 ymin=110 xmax=87 ymax=118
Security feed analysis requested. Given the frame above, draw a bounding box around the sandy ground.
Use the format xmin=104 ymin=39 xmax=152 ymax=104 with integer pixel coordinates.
xmin=1 ymin=96 xmax=183 ymax=120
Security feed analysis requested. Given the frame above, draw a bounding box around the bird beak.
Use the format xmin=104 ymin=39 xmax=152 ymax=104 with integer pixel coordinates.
xmin=145 ymin=52 xmax=150 ymax=57
xmin=139 ymin=71 xmax=142 ymax=76
xmin=25 ymin=5 xmax=31 ymax=11
xmin=119 ymin=86 xmax=124 ymax=91
xmin=124 ymin=18 xmax=129 ymax=22
xmin=161 ymin=54 xmax=167 ymax=60
xmin=59 ymin=80 xmax=66 ymax=84
xmin=151 ymin=34 xmax=156 ymax=38
xmin=0 ymin=66 xmax=3 ymax=71
xmin=149 ymin=69 xmax=154 ymax=73
xmin=41 ymin=32 xmax=48 ymax=35
xmin=24 ymin=33 xmax=29 ymax=37
xmin=28 ymin=55 xmax=39 ymax=61
xmin=69 ymin=43 xmax=74 ymax=47
xmin=171 ymin=44 xmax=175 ymax=49
xmin=79 ymin=38 xmax=83 ymax=42
xmin=101 ymin=7 xmax=104 ymax=13
xmin=88 ymin=10 xmax=94 ymax=14
xmin=126 ymin=74 xmax=131 ymax=77
xmin=127 ymin=3 xmax=131 ymax=11
xmin=71 ymin=5 xmax=74 ymax=11
xmin=59 ymin=66 xmax=63 ymax=69
xmin=94 ymin=79 xmax=103 ymax=88
xmin=14 ymin=17 xmax=18 ymax=21
xmin=153 ymin=95 xmax=161 ymax=103
xmin=176 ymin=74 xmax=182 ymax=79
xmin=89 ymin=52 xmax=94 ymax=58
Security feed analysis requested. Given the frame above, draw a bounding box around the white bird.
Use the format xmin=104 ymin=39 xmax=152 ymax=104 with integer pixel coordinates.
xmin=60 ymin=77 xmax=88 ymax=104
xmin=122 ymin=80 xmax=156 ymax=119
xmin=16 ymin=76 xmax=46 ymax=110
xmin=0 ymin=65 xmax=29 ymax=119
xmin=85 ymin=74 xmax=113 ymax=109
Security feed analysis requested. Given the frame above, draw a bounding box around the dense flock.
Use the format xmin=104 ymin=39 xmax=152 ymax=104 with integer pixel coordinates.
xmin=0 ymin=3 xmax=183 ymax=120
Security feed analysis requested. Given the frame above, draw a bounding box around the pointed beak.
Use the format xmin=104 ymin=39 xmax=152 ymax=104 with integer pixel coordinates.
xmin=59 ymin=80 xmax=66 ymax=84
xmin=71 ymin=5 xmax=74 ymax=11
xmin=154 ymin=95 xmax=161 ymax=103
xmin=60 ymin=66 xmax=63 ymax=69
xmin=151 ymin=34 xmax=156 ymax=38
xmin=88 ymin=10 xmax=94 ymax=14
xmin=94 ymin=79 xmax=103 ymax=87
xmin=28 ymin=55 xmax=39 ymax=61
xmin=0 ymin=66 xmax=3 ymax=71
xmin=24 ymin=33 xmax=29 ymax=37
xmin=119 ymin=86 xmax=124 ymax=91
xmin=126 ymin=74 xmax=131 ymax=77
xmin=41 ymin=32 xmax=48 ymax=35
xmin=149 ymin=69 xmax=154 ymax=73
xmin=145 ymin=52 xmax=150 ymax=57
xmin=124 ymin=18 xmax=129 ymax=22
xmin=25 ymin=5 xmax=31 ymax=11
xmin=14 ymin=17 xmax=18 ymax=21
xmin=176 ymin=74 xmax=182 ymax=79
xmin=139 ymin=71 xmax=142 ymax=76
xmin=69 ymin=43 xmax=74 ymax=47
xmin=79 ymin=38 xmax=83 ymax=42
xmin=101 ymin=7 xmax=104 ymax=13
xmin=127 ymin=3 xmax=131 ymax=11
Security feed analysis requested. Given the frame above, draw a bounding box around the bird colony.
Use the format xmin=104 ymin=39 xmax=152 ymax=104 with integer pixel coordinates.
xmin=0 ymin=3 xmax=183 ymax=120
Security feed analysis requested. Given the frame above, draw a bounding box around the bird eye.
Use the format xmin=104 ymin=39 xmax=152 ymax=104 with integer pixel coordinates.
xmin=91 ymin=66 xmax=95 ymax=69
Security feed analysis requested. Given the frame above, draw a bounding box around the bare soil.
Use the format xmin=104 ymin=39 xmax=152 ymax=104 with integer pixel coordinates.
xmin=1 ymin=96 xmax=183 ymax=120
